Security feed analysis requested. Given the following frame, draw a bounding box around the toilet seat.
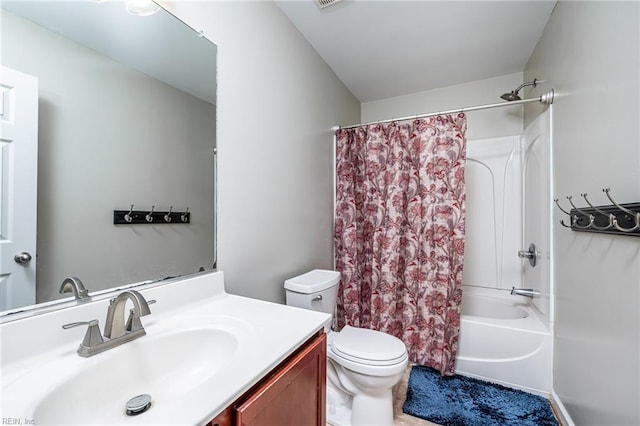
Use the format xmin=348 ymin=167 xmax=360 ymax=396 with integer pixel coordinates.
xmin=332 ymin=325 xmax=407 ymax=364
xmin=328 ymin=326 xmax=408 ymax=376
xmin=332 ymin=346 xmax=407 ymax=366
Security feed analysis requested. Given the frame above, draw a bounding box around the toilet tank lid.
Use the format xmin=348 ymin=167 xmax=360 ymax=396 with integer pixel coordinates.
xmin=284 ymin=269 xmax=340 ymax=293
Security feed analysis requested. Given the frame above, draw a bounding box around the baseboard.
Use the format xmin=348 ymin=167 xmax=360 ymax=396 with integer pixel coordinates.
xmin=550 ymin=389 xmax=575 ymax=426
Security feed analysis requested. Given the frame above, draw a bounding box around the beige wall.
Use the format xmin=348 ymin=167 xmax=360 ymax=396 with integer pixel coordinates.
xmin=164 ymin=1 xmax=360 ymax=303
xmin=525 ymin=1 xmax=640 ymax=424
xmin=361 ymin=73 xmax=524 ymax=140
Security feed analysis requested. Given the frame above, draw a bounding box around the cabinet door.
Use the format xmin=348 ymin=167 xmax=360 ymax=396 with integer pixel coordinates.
xmin=235 ymin=333 xmax=326 ymax=426
xmin=207 ymin=406 xmax=232 ymax=426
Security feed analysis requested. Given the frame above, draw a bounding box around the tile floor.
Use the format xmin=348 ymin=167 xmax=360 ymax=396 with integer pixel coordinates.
xmin=391 ymin=366 xmax=436 ymax=426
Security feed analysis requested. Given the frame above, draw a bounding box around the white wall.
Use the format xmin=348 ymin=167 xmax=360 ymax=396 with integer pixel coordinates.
xmin=361 ymin=73 xmax=524 ymax=140
xmin=1 ymin=10 xmax=216 ymax=303
xmin=163 ymin=1 xmax=360 ymax=303
xmin=525 ymin=1 xmax=640 ymax=424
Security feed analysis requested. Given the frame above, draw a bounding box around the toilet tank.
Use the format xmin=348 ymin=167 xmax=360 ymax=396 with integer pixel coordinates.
xmin=284 ymin=270 xmax=340 ymax=321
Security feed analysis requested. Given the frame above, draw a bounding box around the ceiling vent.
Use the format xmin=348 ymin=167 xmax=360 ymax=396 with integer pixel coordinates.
xmin=315 ymin=0 xmax=342 ymax=9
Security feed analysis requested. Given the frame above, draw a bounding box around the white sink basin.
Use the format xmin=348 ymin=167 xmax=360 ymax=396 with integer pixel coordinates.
xmin=30 ymin=328 xmax=237 ymax=424
xmin=34 ymin=329 xmax=238 ymax=424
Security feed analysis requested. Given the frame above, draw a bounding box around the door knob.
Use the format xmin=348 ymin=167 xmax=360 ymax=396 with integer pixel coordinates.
xmin=14 ymin=252 xmax=32 ymax=264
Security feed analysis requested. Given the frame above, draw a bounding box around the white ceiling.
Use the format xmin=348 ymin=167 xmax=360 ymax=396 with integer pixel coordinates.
xmin=275 ymin=0 xmax=556 ymax=103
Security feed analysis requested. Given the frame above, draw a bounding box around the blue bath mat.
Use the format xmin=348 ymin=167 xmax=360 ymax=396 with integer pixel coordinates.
xmin=402 ymin=365 xmax=559 ymax=426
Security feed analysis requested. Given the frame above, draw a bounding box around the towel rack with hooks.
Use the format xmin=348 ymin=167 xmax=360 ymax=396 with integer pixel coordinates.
xmin=554 ymin=188 xmax=640 ymax=237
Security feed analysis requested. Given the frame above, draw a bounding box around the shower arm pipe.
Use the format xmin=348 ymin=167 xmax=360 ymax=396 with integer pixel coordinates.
xmin=332 ymin=89 xmax=554 ymax=131
xmin=512 ymin=79 xmax=539 ymax=93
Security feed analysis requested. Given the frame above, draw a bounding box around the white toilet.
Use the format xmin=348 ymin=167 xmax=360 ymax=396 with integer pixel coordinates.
xmin=285 ymin=270 xmax=408 ymax=426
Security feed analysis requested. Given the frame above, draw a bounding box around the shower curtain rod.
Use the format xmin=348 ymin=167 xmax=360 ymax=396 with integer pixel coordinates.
xmin=332 ymin=89 xmax=554 ymax=131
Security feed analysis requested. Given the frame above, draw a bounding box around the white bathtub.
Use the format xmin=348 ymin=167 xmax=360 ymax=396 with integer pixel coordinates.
xmin=455 ymin=286 xmax=552 ymax=395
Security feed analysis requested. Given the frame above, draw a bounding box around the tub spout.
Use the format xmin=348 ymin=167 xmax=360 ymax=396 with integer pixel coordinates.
xmin=510 ymin=287 xmax=540 ymax=298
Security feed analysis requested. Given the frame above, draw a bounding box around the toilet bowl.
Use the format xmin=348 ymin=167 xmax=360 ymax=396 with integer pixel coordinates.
xmin=326 ymin=326 xmax=408 ymax=426
xmin=284 ymin=270 xmax=408 ymax=426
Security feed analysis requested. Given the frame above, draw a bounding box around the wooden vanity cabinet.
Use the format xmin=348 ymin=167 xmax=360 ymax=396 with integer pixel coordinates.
xmin=207 ymin=332 xmax=326 ymax=426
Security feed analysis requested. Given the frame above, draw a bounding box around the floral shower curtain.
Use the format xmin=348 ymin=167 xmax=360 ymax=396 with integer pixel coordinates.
xmin=334 ymin=114 xmax=467 ymax=376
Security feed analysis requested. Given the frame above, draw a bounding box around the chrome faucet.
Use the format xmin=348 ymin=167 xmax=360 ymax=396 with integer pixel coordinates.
xmin=510 ymin=286 xmax=540 ymax=298
xmin=62 ymin=290 xmax=153 ymax=357
xmin=59 ymin=277 xmax=90 ymax=302
xmin=104 ymin=290 xmax=151 ymax=339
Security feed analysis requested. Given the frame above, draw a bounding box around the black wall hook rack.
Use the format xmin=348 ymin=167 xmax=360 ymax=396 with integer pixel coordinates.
xmin=555 ymin=189 xmax=640 ymax=237
xmin=114 ymin=205 xmax=190 ymax=225
xmin=568 ymin=203 xmax=640 ymax=236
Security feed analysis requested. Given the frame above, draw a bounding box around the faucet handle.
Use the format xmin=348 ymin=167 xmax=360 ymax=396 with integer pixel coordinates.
xmin=63 ymin=319 xmax=104 ymax=348
xmin=125 ymin=300 xmax=155 ymax=332
xmin=126 ymin=309 xmax=144 ymax=333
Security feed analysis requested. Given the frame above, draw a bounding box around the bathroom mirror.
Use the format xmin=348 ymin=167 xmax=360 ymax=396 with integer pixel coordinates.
xmin=0 ymin=1 xmax=217 ymax=315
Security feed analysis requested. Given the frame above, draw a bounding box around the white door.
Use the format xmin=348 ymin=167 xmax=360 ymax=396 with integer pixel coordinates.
xmin=0 ymin=66 xmax=38 ymax=311
xmin=521 ymin=108 xmax=551 ymax=318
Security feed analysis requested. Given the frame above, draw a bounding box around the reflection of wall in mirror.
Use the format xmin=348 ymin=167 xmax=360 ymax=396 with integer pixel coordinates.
xmin=1 ymin=10 xmax=216 ymax=303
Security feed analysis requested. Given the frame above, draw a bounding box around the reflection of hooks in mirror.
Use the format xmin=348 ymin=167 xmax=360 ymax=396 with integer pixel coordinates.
xmin=124 ymin=204 xmax=134 ymax=223
xmin=164 ymin=206 xmax=173 ymax=223
xmin=114 ymin=206 xmax=191 ymax=225
xmin=145 ymin=206 xmax=155 ymax=223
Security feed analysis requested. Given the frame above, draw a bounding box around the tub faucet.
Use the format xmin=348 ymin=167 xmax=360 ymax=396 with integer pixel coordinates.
xmin=510 ymin=287 xmax=540 ymax=298
xmin=62 ymin=290 xmax=152 ymax=357
xmin=59 ymin=277 xmax=90 ymax=302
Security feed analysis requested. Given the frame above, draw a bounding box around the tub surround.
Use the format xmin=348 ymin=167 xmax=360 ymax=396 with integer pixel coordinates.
xmin=0 ymin=271 xmax=330 ymax=424
xmin=456 ymin=286 xmax=551 ymax=395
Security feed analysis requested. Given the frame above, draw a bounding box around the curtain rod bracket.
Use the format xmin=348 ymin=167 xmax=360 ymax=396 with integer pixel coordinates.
xmin=540 ymin=89 xmax=555 ymax=106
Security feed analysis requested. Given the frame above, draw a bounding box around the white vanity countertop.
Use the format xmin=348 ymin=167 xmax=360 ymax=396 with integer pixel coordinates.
xmin=0 ymin=271 xmax=330 ymax=425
